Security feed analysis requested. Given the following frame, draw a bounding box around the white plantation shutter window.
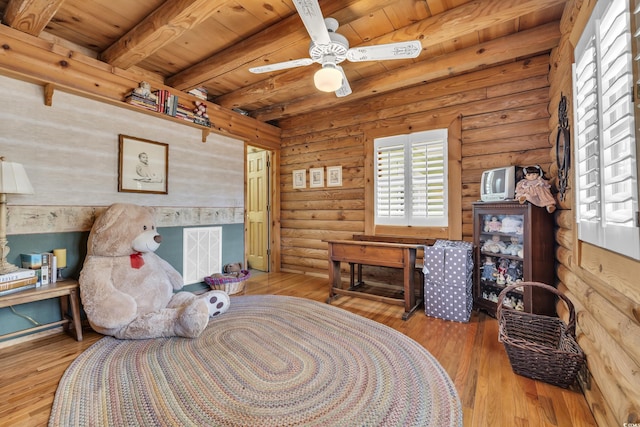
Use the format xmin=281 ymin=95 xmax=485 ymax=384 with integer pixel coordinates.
xmin=573 ymin=0 xmax=640 ymax=259
xmin=376 ymin=143 xmax=406 ymax=221
xmin=375 ymin=129 xmax=448 ymax=227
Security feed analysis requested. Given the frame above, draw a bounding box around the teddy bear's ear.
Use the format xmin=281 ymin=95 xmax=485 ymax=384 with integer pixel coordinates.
xmin=91 ymin=203 xmax=128 ymax=235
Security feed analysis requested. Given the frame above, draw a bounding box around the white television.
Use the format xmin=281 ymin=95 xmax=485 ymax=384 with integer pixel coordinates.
xmin=480 ymin=166 xmax=516 ymax=202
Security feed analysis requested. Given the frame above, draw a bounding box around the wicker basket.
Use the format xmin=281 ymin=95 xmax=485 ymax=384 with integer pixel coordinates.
xmin=204 ymin=270 xmax=250 ymax=295
xmin=497 ymin=282 xmax=585 ymax=388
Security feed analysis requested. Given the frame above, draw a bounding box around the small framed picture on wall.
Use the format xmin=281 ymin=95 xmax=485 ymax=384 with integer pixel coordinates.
xmin=293 ymin=169 xmax=306 ymax=189
xmin=309 ymin=167 xmax=324 ymax=188
xmin=326 ymin=166 xmax=342 ymax=187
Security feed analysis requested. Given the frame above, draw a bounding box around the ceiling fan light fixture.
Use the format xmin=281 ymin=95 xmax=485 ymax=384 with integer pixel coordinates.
xmin=314 ymin=64 xmax=342 ymax=92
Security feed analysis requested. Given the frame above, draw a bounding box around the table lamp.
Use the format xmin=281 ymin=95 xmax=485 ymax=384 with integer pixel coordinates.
xmin=0 ymin=157 xmax=34 ymax=275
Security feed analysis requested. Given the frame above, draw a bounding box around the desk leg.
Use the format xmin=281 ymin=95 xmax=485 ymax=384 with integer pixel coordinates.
xmin=349 ymin=263 xmax=355 ymax=288
xmin=327 ymin=259 xmax=342 ymax=304
xmin=348 ymin=263 xmax=364 ymax=290
xmin=401 ymin=248 xmax=422 ymax=320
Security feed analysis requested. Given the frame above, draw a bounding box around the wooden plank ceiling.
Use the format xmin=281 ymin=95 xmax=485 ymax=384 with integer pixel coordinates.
xmin=0 ymin=0 xmax=566 ymax=125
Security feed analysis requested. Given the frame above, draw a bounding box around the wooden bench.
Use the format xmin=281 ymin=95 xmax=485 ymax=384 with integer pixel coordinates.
xmin=0 ymin=280 xmax=83 ymax=344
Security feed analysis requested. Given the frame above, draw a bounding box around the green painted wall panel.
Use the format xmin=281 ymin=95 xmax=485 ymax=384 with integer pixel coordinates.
xmin=0 ymin=224 xmax=243 ymax=339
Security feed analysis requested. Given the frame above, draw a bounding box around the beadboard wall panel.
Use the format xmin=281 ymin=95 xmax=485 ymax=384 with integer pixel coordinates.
xmin=0 ymin=75 xmax=244 ymax=233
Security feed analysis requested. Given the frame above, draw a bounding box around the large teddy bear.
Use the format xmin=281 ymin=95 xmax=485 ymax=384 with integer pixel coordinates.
xmin=79 ymin=203 xmax=230 ymax=339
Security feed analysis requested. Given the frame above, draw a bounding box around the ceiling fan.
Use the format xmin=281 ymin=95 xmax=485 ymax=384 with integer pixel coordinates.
xmin=249 ymin=0 xmax=422 ymax=97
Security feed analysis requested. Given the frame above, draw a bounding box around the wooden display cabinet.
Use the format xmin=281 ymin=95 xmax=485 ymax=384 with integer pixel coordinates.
xmin=472 ymin=201 xmax=555 ymax=317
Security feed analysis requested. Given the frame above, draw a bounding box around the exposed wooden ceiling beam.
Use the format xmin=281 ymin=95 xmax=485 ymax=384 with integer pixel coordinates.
xmin=165 ymin=0 xmax=400 ymax=91
xmin=2 ymin=0 xmax=65 ymax=36
xmin=251 ymin=22 xmax=561 ymax=122
xmin=216 ymin=0 xmax=565 ymax=110
xmin=99 ymin=0 xmax=227 ymax=69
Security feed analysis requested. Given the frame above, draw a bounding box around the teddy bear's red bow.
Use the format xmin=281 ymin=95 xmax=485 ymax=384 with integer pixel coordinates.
xmin=130 ymin=252 xmax=144 ymax=269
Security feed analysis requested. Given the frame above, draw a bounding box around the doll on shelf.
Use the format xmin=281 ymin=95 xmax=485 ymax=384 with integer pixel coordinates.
xmin=515 ymin=165 xmax=556 ymax=213
xmin=481 ymin=256 xmax=498 ymax=281
xmin=500 ymin=215 xmax=522 ymax=234
xmin=496 ymin=257 xmax=509 ymax=285
xmin=506 ymin=260 xmax=522 ymax=283
xmin=484 ymin=216 xmax=502 ymax=232
xmin=504 ymin=236 xmax=523 ymax=256
xmin=482 ymin=235 xmax=506 ymax=253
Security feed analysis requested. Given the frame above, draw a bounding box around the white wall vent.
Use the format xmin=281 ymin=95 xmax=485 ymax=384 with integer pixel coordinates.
xmin=182 ymin=227 xmax=222 ymax=285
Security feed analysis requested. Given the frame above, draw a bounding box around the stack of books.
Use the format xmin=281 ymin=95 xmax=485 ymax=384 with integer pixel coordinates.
xmin=175 ymin=102 xmax=196 ymax=122
xmin=124 ymin=91 xmax=158 ymax=111
xmin=152 ymin=89 xmax=180 ymax=117
xmin=0 ymin=268 xmax=37 ymax=296
xmin=125 ymin=85 xmax=212 ymax=128
xmin=187 ymin=86 xmax=208 ymax=100
xmin=19 ymin=252 xmax=57 ymax=288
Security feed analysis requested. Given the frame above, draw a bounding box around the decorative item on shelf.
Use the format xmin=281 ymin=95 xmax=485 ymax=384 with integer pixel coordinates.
xmin=484 ymin=216 xmax=502 ymax=232
xmin=0 ymin=157 xmax=34 ymax=275
xmin=500 ymin=215 xmax=522 ymax=234
xmin=481 ymin=256 xmax=498 ymax=281
xmin=515 ymin=165 xmax=556 ymax=213
xmin=124 ymin=81 xmax=158 ymax=111
xmin=54 ymin=248 xmax=67 ymax=280
xmin=556 ymin=93 xmax=570 ymax=201
xmin=132 ymin=81 xmax=157 ymax=102
xmin=40 ymin=252 xmax=52 ymax=286
xmin=481 ymin=235 xmax=506 ymax=253
xmin=193 ymin=101 xmax=211 ymax=127
xmin=504 ymin=236 xmax=523 ymax=256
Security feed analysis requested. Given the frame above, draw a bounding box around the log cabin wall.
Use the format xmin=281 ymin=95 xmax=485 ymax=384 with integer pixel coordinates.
xmin=278 ymin=53 xmax=553 ymax=279
xmin=548 ymin=1 xmax=640 ymax=425
xmin=280 ymin=1 xmax=640 ymax=418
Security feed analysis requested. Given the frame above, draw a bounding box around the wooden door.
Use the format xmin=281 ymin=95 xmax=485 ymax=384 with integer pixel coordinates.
xmin=247 ymin=148 xmax=269 ymax=271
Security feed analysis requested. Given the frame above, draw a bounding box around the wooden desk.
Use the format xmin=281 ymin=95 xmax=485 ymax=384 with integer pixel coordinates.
xmin=0 ymin=280 xmax=83 ymax=342
xmin=326 ymin=239 xmax=423 ymax=320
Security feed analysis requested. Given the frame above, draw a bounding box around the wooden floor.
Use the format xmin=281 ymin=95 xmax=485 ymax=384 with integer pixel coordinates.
xmin=0 ymin=272 xmax=597 ymax=427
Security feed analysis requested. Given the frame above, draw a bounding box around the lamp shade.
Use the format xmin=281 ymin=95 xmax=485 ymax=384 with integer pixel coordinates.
xmin=0 ymin=158 xmax=34 ymax=194
xmin=314 ymin=65 xmax=343 ymax=92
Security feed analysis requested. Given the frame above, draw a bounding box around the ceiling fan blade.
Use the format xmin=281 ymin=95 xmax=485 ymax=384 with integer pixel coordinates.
xmin=249 ymin=58 xmax=314 ymax=74
xmin=346 ymin=40 xmax=422 ymax=62
xmin=292 ymin=0 xmax=331 ymax=46
xmin=335 ymin=65 xmax=352 ymax=98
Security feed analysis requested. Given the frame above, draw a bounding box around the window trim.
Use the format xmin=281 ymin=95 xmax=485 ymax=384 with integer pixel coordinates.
xmin=374 ymin=129 xmax=448 ymax=227
xmin=364 ymin=118 xmax=462 ymax=240
xmin=572 ymin=0 xmax=640 ymax=260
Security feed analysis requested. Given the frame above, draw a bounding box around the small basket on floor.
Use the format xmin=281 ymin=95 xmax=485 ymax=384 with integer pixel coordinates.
xmin=204 ymin=270 xmax=250 ymax=295
xmin=497 ymin=282 xmax=585 ymax=389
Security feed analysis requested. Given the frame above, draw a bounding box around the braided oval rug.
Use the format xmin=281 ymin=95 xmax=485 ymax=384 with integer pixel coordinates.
xmin=50 ymin=295 xmax=462 ymax=426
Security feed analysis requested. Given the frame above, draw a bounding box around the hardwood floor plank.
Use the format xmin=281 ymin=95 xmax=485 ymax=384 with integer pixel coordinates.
xmin=0 ymin=272 xmax=597 ymax=427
